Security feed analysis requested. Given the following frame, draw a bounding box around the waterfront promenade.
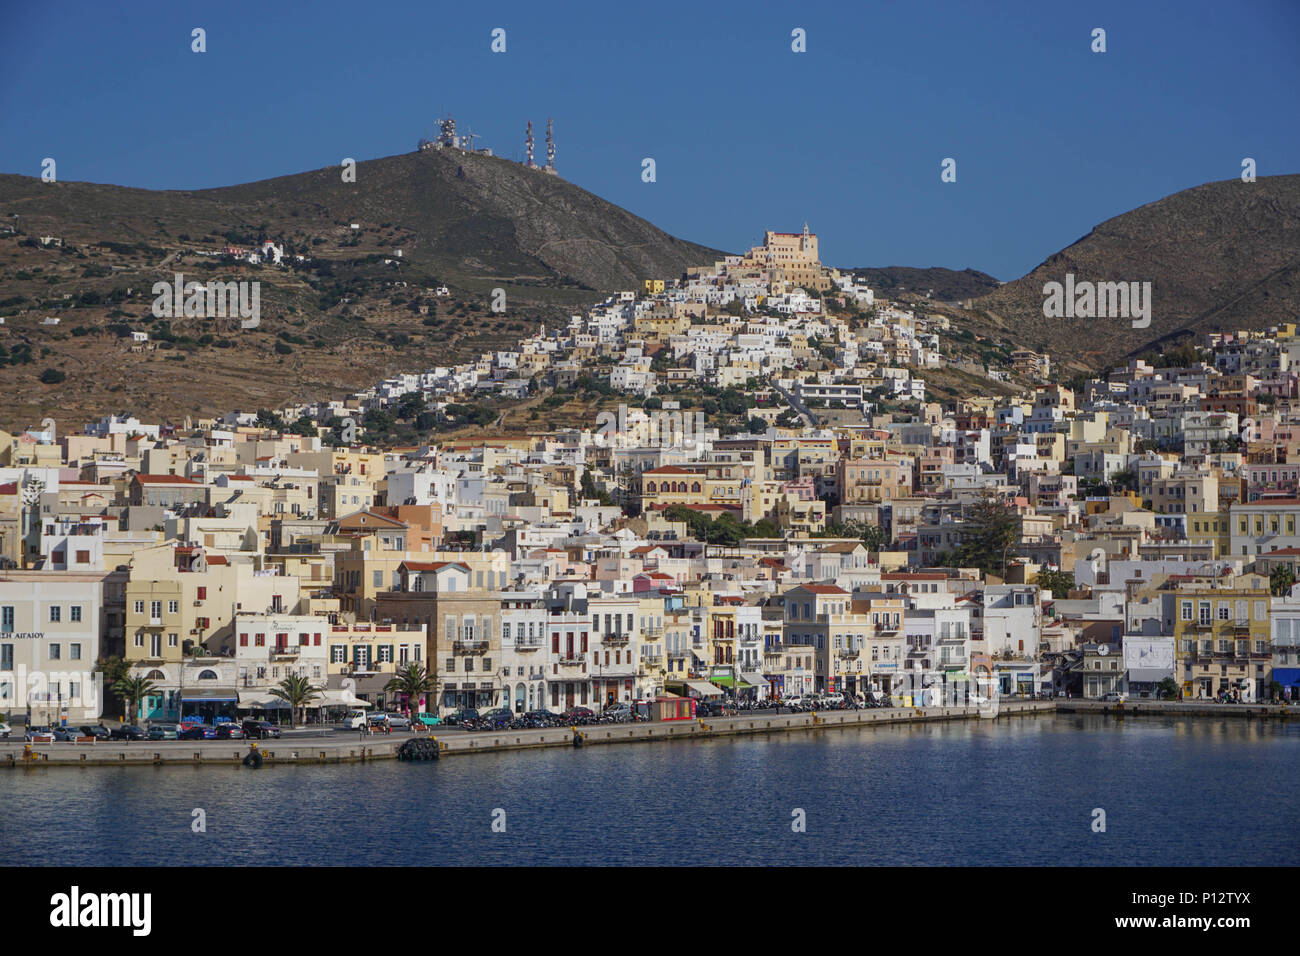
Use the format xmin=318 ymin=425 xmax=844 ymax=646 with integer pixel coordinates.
xmin=3 ymin=701 xmax=1051 ymax=768
xmin=3 ymin=699 xmax=1290 ymax=769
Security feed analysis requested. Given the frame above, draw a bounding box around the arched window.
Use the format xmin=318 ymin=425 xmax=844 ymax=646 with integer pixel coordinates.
xmin=197 ymin=669 xmax=218 ymax=681
xmin=145 ymin=669 xmax=165 ymax=681
xmin=646 ymin=481 xmax=656 ymax=493
xmin=691 ymin=482 xmax=702 ymax=493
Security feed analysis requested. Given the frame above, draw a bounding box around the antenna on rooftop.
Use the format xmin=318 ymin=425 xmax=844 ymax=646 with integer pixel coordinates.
xmin=546 ymin=117 xmax=555 ymax=170
xmin=525 ymin=120 xmax=534 ymax=167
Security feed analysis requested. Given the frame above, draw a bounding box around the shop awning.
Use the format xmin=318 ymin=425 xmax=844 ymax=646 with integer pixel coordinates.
xmin=1128 ymin=668 xmax=1172 ymax=684
xmin=684 ymin=680 xmax=723 ymax=698
xmin=237 ymin=692 xmax=289 ymax=708
xmin=320 ymin=690 xmax=372 ymax=707
xmin=1272 ymin=668 xmax=1300 ymax=688
xmin=741 ymin=672 xmax=766 ymax=688
xmin=180 ymin=687 xmax=238 ymax=702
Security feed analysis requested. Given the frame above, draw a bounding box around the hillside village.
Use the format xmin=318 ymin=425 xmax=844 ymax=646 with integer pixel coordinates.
xmin=4 ymin=225 xmax=1300 ymax=726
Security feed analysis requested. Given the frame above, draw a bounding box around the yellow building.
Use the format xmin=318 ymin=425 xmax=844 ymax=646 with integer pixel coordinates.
xmin=1165 ymin=574 xmax=1271 ymax=699
xmin=124 ymin=544 xmax=304 ymax=664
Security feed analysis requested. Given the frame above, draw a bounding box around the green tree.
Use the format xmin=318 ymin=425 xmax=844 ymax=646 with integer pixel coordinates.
xmin=269 ymin=675 xmax=321 ymax=728
xmin=286 ymin=415 xmax=317 ymax=437
xmin=1270 ymin=565 xmax=1295 ymax=597
xmin=954 ymin=495 xmax=1021 ymax=577
xmin=95 ymin=655 xmax=131 ymax=720
xmin=254 ymin=408 xmax=285 ymax=430
xmin=1157 ymin=677 xmax=1179 ymax=701
xmin=111 ymin=674 xmax=157 ymax=723
xmin=1109 ymin=468 xmax=1138 ymax=493
xmin=385 ymin=663 xmax=437 ymax=718
xmin=1035 ymin=568 xmax=1074 ymax=599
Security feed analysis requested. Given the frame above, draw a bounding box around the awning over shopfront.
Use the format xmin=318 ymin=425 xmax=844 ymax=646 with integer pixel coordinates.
xmin=683 ymin=680 xmax=723 ymax=698
xmin=1272 ymin=668 xmax=1300 ymax=688
xmin=180 ymin=687 xmax=238 ymax=703
xmin=1128 ymin=668 xmax=1172 ymax=684
xmin=320 ymin=690 xmax=372 ymax=708
xmin=740 ymin=672 xmax=766 ymax=688
xmin=237 ymin=692 xmax=289 ymax=709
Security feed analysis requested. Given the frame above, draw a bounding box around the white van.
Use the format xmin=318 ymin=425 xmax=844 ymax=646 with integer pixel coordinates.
xmin=344 ymin=710 xmax=368 ymax=729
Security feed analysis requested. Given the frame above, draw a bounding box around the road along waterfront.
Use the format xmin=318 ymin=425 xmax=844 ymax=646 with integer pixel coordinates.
xmin=2 ymin=700 xmax=1292 ymax=768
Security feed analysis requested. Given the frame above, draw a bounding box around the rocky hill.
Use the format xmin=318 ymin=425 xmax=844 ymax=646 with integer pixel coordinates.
xmin=968 ymin=174 xmax=1300 ymax=369
xmin=0 ymin=148 xmax=725 ymax=429
xmin=841 ymin=265 xmax=1001 ymax=303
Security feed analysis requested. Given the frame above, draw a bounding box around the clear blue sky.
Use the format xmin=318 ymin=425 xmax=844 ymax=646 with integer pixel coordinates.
xmin=1 ymin=0 xmax=1296 ymax=280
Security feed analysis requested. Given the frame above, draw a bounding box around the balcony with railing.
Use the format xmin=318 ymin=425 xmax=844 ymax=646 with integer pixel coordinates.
xmin=453 ymin=639 xmax=489 ymax=654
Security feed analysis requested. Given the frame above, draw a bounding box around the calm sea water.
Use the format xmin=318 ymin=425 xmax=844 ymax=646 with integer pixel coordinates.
xmin=2 ymin=715 xmax=1295 ymax=866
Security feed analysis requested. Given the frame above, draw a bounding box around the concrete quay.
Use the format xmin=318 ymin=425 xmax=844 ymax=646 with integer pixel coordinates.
xmin=1057 ymin=699 xmax=1292 ymax=719
xmin=0 ymin=701 xmax=1055 ymax=769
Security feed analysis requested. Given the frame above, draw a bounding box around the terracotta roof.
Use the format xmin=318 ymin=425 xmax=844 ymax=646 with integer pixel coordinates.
xmin=134 ymin=474 xmax=199 ymax=485
xmin=399 ymin=560 xmax=469 ymax=573
xmin=794 ymin=584 xmax=850 ymax=595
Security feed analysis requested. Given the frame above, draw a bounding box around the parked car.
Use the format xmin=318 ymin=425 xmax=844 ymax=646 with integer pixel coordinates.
xmin=561 ymin=706 xmax=594 ymax=722
xmin=1100 ymin=692 xmax=1127 ymax=702
xmin=110 ymin=724 xmax=147 ymax=741
xmin=822 ymin=693 xmax=845 ymax=707
xmin=25 ymin=725 xmax=58 ymax=742
xmin=343 ymin=710 xmax=368 ymax=730
xmin=147 ymin=723 xmax=180 ymax=740
xmin=478 ymin=708 xmax=514 ymax=729
xmin=443 ymin=708 xmax=479 ymax=727
xmin=77 ymin=725 xmax=111 ymax=740
xmin=0 ymin=721 xmax=11 ymax=738
xmin=180 ymin=724 xmax=216 ymax=740
xmin=604 ymin=703 xmax=633 ymax=720
xmin=695 ymin=699 xmax=727 ymax=717
xmin=240 ymin=719 xmax=281 ymax=739
xmin=215 ymin=723 xmax=245 ymax=739
xmin=414 ymin=712 xmax=442 ymax=729
xmin=384 ymin=713 xmax=412 ymax=731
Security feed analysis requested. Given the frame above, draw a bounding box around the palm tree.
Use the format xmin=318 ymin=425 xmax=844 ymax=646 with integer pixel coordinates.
xmin=1270 ymin=564 xmax=1295 ymax=597
xmin=268 ymin=675 xmax=322 ymax=728
xmin=111 ymin=674 xmax=157 ymax=724
xmin=96 ymin=655 xmax=132 ymax=720
xmin=385 ymin=663 xmax=436 ymax=718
